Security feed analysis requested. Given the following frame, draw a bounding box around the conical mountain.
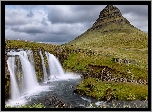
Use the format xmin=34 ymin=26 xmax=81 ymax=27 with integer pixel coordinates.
xmin=64 ymin=5 xmax=147 ymax=68
xmin=65 ymin=5 xmax=147 ymax=50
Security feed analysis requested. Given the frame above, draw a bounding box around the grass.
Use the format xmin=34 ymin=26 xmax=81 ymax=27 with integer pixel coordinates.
xmin=64 ymin=23 xmax=148 ymax=70
xmin=63 ymin=52 xmax=148 ymax=82
xmin=75 ymin=77 xmax=148 ymax=101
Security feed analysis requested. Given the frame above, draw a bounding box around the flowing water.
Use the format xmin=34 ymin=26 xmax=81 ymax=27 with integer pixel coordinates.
xmin=47 ymin=53 xmax=65 ymax=80
xmin=19 ymin=51 xmax=39 ymax=92
xmin=5 ymin=50 xmax=148 ymax=108
xmin=7 ymin=57 xmax=20 ymax=101
xmin=6 ymin=50 xmax=40 ymax=106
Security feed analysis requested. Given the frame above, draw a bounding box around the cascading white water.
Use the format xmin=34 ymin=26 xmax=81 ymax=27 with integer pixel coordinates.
xmin=19 ymin=51 xmax=39 ymax=92
xmin=40 ymin=51 xmax=48 ymax=82
xmin=7 ymin=50 xmax=39 ymax=93
xmin=48 ymin=53 xmax=64 ymax=78
xmin=7 ymin=57 xmax=20 ymax=100
xmin=6 ymin=50 xmax=42 ymax=106
xmin=45 ymin=52 xmax=81 ymax=80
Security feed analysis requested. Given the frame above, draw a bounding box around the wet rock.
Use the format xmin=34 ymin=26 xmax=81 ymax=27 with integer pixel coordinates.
xmin=44 ymin=95 xmax=69 ymax=108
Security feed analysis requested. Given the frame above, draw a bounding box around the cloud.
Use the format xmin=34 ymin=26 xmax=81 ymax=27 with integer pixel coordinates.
xmin=27 ymin=10 xmax=34 ymax=17
xmin=5 ymin=5 xmax=148 ymax=43
xmin=11 ymin=24 xmax=47 ymax=35
xmin=41 ymin=18 xmax=48 ymax=26
xmin=5 ymin=9 xmax=28 ymax=25
xmin=47 ymin=5 xmax=104 ymax=24
xmin=117 ymin=5 xmax=148 ymax=17
xmin=117 ymin=5 xmax=148 ymax=32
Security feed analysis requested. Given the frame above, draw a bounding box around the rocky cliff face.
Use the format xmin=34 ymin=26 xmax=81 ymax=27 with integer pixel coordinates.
xmin=90 ymin=5 xmax=132 ymax=30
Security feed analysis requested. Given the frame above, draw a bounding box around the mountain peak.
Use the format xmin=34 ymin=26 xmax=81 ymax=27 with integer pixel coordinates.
xmin=90 ymin=5 xmax=131 ymax=30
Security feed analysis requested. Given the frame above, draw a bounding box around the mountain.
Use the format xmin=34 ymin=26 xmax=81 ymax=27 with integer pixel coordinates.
xmin=64 ymin=5 xmax=148 ymax=69
xmin=89 ymin=5 xmax=132 ymax=31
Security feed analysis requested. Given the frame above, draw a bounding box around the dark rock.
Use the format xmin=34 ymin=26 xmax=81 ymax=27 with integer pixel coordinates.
xmin=91 ymin=5 xmax=131 ymax=30
xmin=129 ymin=59 xmax=137 ymax=64
xmin=44 ymin=95 xmax=69 ymax=108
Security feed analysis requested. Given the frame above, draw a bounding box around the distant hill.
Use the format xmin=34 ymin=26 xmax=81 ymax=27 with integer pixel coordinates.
xmin=64 ymin=5 xmax=148 ymax=69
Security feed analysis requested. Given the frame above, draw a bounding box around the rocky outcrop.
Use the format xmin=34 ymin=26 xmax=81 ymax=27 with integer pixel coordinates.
xmin=90 ymin=5 xmax=132 ymax=31
xmin=112 ymin=58 xmax=137 ymax=65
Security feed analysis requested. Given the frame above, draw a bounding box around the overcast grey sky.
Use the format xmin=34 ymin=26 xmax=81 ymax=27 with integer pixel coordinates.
xmin=5 ymin=5 xmax=148 ymax=43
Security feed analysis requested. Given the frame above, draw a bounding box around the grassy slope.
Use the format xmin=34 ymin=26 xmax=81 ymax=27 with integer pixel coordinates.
xmin=63 ymin=23 xmax=148 ymax=101
xmin=64 ymin=23 xmax=148 ymax=69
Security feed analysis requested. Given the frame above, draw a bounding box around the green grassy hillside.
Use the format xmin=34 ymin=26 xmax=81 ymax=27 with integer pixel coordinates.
xmin=64 ymin=23 xmax=148 ymax=70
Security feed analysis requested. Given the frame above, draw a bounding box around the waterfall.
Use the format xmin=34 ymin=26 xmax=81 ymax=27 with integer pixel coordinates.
xmin=7 ymin=57 xmax=20 ymax=100
xmin=45 ymin=52 xmax=81 ymax=80
xmin=19 ymin=51 xmax=39 ymax=92
xmin=6 ymin=50 xmax=81 ymax=106
xmin=39 ymin=51 xmax=48 ymax=82
xmin=7 ymin=50 xmax=39 ymax=95
xmin=46 ymin=53 xmax=64 ymax=80
xmin=49 ymin=53 xmax=64 ymax=76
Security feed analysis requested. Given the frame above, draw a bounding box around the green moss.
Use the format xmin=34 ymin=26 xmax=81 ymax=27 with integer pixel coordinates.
xmin=33 ymin=50 xmax=43 ymax=82
xmin=76 ymin=78 xmax=148 ymax=101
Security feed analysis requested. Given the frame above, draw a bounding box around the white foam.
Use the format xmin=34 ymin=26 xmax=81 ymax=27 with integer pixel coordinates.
xmin=49 ymin=72 xmax=81 ymax=81
xmin=5 ymin=98 xmax=27 ymax=107
xmin=5 ymin=85 xmax=51 ymax=107
xmin=95 ymin=101 xmax=106 ymax=106
xmin=81 ymin=97 xmax=91 ymax=103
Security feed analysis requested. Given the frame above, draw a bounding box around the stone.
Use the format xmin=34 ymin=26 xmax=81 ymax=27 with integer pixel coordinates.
xmin=90 ymin=5 xmax=131 ymax=30
xmin=44 ymin=95 xmax=69 ymax=108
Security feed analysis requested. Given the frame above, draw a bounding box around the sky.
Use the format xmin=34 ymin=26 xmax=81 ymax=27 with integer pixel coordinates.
xmin=5 ymin=5 xmax=148 ymax=43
